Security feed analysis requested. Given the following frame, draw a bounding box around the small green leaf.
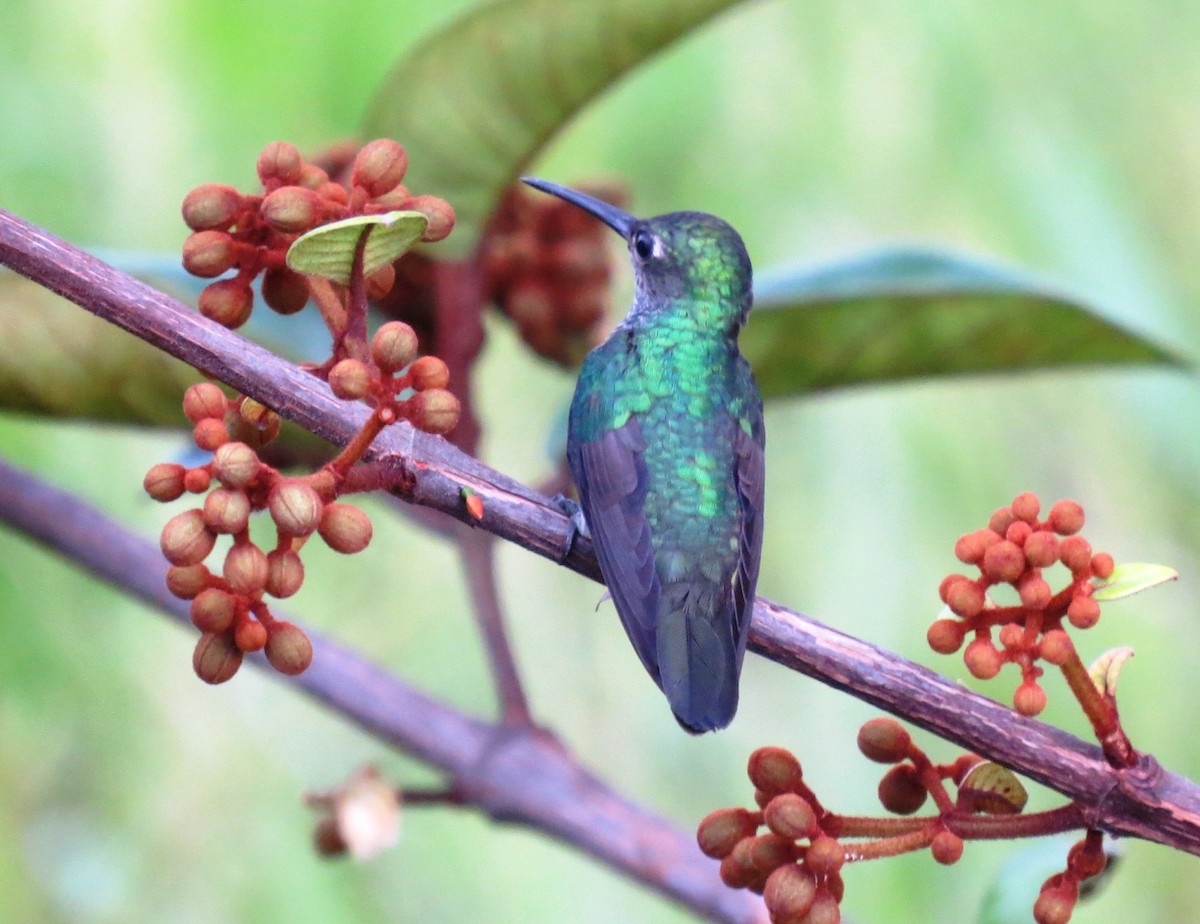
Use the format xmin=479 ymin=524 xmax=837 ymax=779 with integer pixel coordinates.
xmin=362 ymin=0 xmax=743 ymax=258
xmin=958 ymin=762 xmax=1028 ymax=815
xmin=1088 ymin=647 xmax=1135 ymax=697
xmin=286 ymin=212 xmax=428 ymax=284
xmin=743 ymin=246 xmax=1187 ymax=399
xmin=1091 ymin=562 xmax=1179 ymax=601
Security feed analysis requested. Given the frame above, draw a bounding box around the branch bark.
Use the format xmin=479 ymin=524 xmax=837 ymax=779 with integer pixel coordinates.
xmin=3 ymin=208 xmax=1200 ymax=869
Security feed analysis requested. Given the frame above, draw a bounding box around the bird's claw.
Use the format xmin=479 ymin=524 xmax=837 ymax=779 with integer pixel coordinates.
xmin=552 ymin=493 xmax=590 ymax=561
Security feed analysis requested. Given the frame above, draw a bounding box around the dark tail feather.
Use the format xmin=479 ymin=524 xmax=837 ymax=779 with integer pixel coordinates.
xmin=657 ymin=586 xmax=740 ymax=733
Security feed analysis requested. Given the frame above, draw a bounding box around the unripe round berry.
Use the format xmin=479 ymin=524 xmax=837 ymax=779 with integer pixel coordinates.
xmin=1058 ymin=535 xmax=1093 ymax=573
xmin=166 ymin=563 xmax=211 ymax=599
xmin=747 ymin=833 xmax=795 ymax=875
xmin=697 ymin=807 xmax=759 ymax=859
xmin=265 ymin=621 xmax=313 ymax=675
xmin=211 ymin=441 xmax=260 ymax=488
xmin=298 ymin=162 xmax=330 ymax=189
xmin=1014 ymin=680 xmax=1047 ymax=716
xmin=262 ymin=185 xmax=322 ymax=234
xmin=1067 ymin=596 xmax=1100 ymax=629
xmin=988 ymin=505 xmax=1016 ymax=536
xmin=371 ymin=321 xmax=419 ymax=373
xmin=945 ymin=578 xmax=985 ymax=618
xmin=257 ymin=141 xmax=303 ymax=187
xmin=747 ymin=747 xmax=803 ymax=797
xmin=223 ymin=542 xmax=269 ymax=595
xmin=266 ymin=549 xmax=305 ymax=598
xmin=232 ymin=397 xmax=282 ymax=447
xmin=409 ymin=355 xmax=449 ymax=391
xmin=199 ymin=278 xmax=253 ymax=329
xmin=764 ymin=793 xmax=817 ymax=840
xmin=806 ymin=889 xmax=841 ymax=924
xmin=1033 ymin=883 xmax=1077 ymax=924
xmin=857 ymin=718 xmax=911 ymax=763
xmin=160 ymin=509 xmax=216 ymax=566
xmin=328 ymin=358 xmax=372 ymax=400
xmin=1067 ymin=838 xmax=1107 ymax=878
xmin=930 ymin=830 xmax=964 ymax=865
xmin=366 ymin=264 xmax=397 ymax=300
xmin=954 ymin=528 xmax=999 ymax=564
xmin=1048 ymin=499 xmax=1085 ymax=535
xmin=144 ymin=462 xmax=186 ymax=502
xmin=938 ymin=573 xmax=971 ymax=603
xmin=804 ymin=836 xmax=844 ymax=876
xmin=190 ymin=587 xmax=237 ymax=633
xmin=352 ymin=139 xmax=409 ymax=197
xmin=183 ymin=230 xmax=237 ymax=278
xmin=369 ymin=185 xmax=411 ymax=210
xmin=1018 ymin=573 xmax=1052 ymax=610
xmin=763 ymin=864 xmax=816 ymax=923
xmin=998 ymin=623 xmax=1024 ymax=649
xmin=234 ymin=618 xmax=268 ymax=652
xmin=193 ymin=631 xmax=243 ymax=684
xmin=1005 ymin=519 xmax=1033 ymax=546
xmin=262 ymin=266 xmax=310 ymax=315
xmin=182 ymin=184 xmax=243 ymax=231
xmin=318 ymin=503 xmax=373 ymax=554
xmin=1024 ymin=530 xmax=1059 ymax=567
xmin=203 ymin=487 xmax=251 ymax=534
xmin=718 ymin=840 xmax=758 ymax=889
xmin=317 ymin=180 xmax=349 ymax=204
xmin=407 ymin=194 xmax=456 ymax=243
xmin=927 ymin=618 xmax=966 ymax=654
xmin=1091 ymin=552 xmax=1115 ymax=579
xmin=1011 ymin=492 xmax=1041 ymax=523
xmin=964 ymin=637 xmax=1003 ymax=679
xmin=183 ymin=467 xmax=212 ymax=493
xmin=413 ymin=388 xmax=460 ymax=435
xmin=1039 ymin=629 xmax=1075 ymax=665
xmin=183 ymin=382 xmax=229 ymax=423
xmin=193 ymin=417 xmax=230 ymax=451
xmin=268 ymin=480 xmax=324 ymax=537
xmin=981 ymin=540 xmax=1026 ymax=584
xmin=878 ymin=764 xmax=927 ymax=815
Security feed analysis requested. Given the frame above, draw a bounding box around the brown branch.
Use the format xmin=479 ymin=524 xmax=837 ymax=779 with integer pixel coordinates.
xmin=3 ymin=208 xmax=1200 ymax=859
xmin=0 ymin=454 xmax=762 ymax=923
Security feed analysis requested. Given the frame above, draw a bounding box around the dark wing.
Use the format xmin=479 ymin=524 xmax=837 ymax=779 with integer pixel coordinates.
xmin=567 ymin=418 xmax=663 ymax=684
xmin=731 ymin=417 xmax=766 ymax=670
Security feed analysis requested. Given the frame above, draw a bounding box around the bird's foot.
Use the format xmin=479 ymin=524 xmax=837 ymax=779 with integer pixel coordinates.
xmin=552 ymin=493 xmax=590 ymax=561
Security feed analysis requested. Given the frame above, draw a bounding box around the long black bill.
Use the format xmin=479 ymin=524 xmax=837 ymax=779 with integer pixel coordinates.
xmin=521 ymin=177 xmax=636 ymax=238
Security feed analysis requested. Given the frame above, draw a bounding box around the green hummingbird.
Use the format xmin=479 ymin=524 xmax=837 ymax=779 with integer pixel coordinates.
xmin=523 ymin=178 xmax=765 ymax=733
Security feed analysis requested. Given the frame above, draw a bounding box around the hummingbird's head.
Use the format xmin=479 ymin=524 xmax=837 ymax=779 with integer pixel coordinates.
xmin=521 ymin=178 xmax=753 ymax=329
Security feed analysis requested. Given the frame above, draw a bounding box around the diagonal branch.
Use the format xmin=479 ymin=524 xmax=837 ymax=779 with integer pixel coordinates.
xmin=3 ymin=207 xmax=1200 ymax=859
xmin=0 ymin=455 xmax=763 ymax=924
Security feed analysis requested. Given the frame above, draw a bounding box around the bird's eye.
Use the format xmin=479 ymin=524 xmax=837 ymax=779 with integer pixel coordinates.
xmin=632 ymin=230 xmax=655 ymax=261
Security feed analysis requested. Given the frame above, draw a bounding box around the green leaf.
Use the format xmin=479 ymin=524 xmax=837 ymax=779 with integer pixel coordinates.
xmin=742 ymin=247 xmax=1187 ymax=400
xmin=287 ymin=211 xmax=428 ymax=284
xmin=1091 ymin=562 xmax=1179 ymax=601
xmin=0 ymin=272 xmax=200 ymax=424
xmin=1088 ymin=646 xmax=1135 ymax=698
xmin=362 ymin=0 xmax=743 ymax=259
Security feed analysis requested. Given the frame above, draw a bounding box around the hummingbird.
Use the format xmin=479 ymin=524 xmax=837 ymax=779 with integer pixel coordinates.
xmin=523 ymin=178 xmax=765 ymax=733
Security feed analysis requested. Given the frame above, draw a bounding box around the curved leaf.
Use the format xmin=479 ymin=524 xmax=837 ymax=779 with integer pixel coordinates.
xmin=1091 ymin=561 xmax=1178 ymax=601
xmin=742 ymin=247 xmax=1188 ymax=400
xmin=362 ymin=0 xmax=743 ymax=258
xmin=287 ymin=211 xmax=428 ymax=284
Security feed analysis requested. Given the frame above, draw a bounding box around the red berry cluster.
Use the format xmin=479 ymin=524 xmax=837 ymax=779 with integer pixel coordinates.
xmin=928 ymin=494 xmax=1113 ymax=717
xmin=325 ymin=321 xmax=459 ymax=436
xmin=181 ymin=139 xmax=455 ymax=328
xmin=146 ymin=382 xmax=376 ymax=683
xmin=698 ymin=747 xmax=846 ymax=924
xmin=480 ymin=182 xmax=628 ymax=365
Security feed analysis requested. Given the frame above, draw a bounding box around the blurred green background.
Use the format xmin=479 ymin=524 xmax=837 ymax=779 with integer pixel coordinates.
xmin=2 ymin=1 xmax=1199 ymax=921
